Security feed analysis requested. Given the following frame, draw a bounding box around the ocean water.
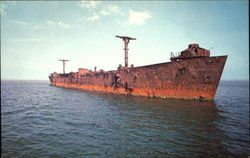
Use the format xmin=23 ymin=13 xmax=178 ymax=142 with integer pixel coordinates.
xmin=1 ymin=80 xmax=249 ymax=158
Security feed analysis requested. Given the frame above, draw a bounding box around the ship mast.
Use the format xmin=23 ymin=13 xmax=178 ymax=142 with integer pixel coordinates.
xmin=116 ymin=35 xmax=136 ymax=67
xmin=58 ymin=59 xmax=69 ymax=74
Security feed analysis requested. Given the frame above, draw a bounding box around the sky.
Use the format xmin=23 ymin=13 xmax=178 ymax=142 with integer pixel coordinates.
xmin=1 ymin=1 xmax=249 ymax=80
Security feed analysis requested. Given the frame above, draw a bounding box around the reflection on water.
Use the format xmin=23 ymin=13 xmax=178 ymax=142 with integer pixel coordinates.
xmin=79 ymin=91 xmax=227 ymax=157
xmin=1 ymin=81 xmax=249 ymax=157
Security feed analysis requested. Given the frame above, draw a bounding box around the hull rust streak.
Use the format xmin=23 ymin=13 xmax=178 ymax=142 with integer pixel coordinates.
xmin=49 ymin=42 xmax=227 ymax=100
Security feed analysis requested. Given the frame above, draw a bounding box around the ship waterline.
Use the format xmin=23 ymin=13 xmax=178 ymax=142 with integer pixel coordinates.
xmin=51 ymin=82 xmax=219 ymax=100
xmin=49 ymin=43 xmax=227 ymax=100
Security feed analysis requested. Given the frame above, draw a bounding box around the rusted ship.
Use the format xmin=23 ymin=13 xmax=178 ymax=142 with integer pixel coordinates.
xmin=49 ymin=36 xmax=227 ymax=100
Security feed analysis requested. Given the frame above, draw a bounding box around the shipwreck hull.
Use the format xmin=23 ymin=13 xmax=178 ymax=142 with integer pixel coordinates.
xmin=49 ymin=55 xmax=227 ymax=100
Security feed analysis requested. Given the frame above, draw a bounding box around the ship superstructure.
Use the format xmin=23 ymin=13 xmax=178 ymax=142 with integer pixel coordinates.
xmin=49 ymin=36 xmax=227 ymax=100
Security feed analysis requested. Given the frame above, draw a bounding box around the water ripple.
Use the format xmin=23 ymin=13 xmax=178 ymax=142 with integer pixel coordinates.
xmin=1 ymin=80 xmax=249 ymax=157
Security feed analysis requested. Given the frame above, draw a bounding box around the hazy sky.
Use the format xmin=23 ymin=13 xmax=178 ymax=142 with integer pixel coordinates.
xmin=1 ymin=1 xmax=249 ymax=80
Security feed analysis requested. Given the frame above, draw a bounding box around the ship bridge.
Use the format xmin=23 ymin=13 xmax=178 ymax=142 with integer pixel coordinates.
xmin=170 ymin=44 xmax=210 ymax=62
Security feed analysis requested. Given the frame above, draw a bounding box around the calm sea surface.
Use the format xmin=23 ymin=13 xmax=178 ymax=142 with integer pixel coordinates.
xmin=1 ymin=80 xmax=249 ymax=158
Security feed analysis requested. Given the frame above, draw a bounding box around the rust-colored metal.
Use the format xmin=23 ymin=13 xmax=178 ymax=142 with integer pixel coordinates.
xmin=49 ymin=41 xmax=227 ymax=100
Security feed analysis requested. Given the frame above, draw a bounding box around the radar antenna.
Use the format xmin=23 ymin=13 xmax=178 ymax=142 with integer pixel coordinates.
xmin=116 ymin=35 xmax=136 ymax=67
xmin=58 ymin=59 xmax=69 ymax=74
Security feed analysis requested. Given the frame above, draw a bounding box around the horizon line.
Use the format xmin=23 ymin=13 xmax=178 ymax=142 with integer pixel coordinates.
xmin=1 ymin=79 xmax=249 ymax=82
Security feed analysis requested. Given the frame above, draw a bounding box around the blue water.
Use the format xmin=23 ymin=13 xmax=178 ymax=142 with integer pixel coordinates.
xmin=1 ymin=80 xmax=249 ymax=157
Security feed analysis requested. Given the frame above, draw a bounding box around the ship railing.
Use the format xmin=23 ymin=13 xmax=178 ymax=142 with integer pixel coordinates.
xmin=170 ymin=52 xmax=181 ymax=58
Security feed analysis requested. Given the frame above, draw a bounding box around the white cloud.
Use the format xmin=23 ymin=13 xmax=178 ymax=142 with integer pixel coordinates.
xmin=80 ymin=1 xmax=100 ymax=10
xmin=128 ymin=9 xmax=151 ymax=25
xmin=47 ymin=20 xmax=54 ymax=25
xmin=31 ymin=21 xmax=71 ymax=30
xmin=57 ymin=22 xmax=71 ymax=29
xmin=79 ymin=1 xmax=120 ymax=22
xmin=32 ymin=25 xmax=44 ymax=30
xmin=86 ymin=14 xmax=100 ymax=21
xmin=0 ymin=4 xmax=6 ymax=16
xmin=99 ymin=5 xmax=121 ymax=16
xmin=10 ymin=20 xmax=28 ymax=25
xmin=47 ymin=20 xmax=71 ymax=29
